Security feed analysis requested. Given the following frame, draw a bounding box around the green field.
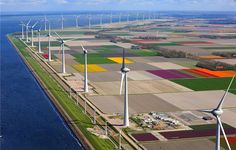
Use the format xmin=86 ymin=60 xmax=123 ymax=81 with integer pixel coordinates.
xmin=10 ymin=36 xmax=115 ymax=149
xmin=190 ymin=124 xmax=233 ymax=130
xmin=130 ymin=49 xmax=160 ymax=56
xmin=171 ymin=77 xmax=236 ymax=94
xmin=73 ymin=53 xmax=116 ymax=64
xmin=34 ymin=41 xmax=61 ymax=47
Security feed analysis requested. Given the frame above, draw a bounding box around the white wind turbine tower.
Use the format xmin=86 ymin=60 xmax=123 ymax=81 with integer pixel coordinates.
xmin=119 ymin=13 xmax=122 ymax=23
xmin=126 ymin=14 xmax=130 ymax=22
xmin=44 ymin=16 xmax=48 ymax=31
xmin=54 ymin=32 xmax=77 ymax=74
xmin=61 ymin=15 xmax=65 ymax=30
xmin=26 ymin=19 xmax=31 ymax=42
xmin=54 ymin=31 xmax=66 ymax=74
xmin=30 ymin=21 xmax=38 ymax=47
xmin=100 ymin=14 xmax=103 ymax=29
xmin=199 ymin=76 xmax=235 ymax=150
xmin=75 ymin=15 xmax=79 ymax=28
xmin=88 ymin=15 xmax=91 ymax=30
xmin=110 ymin=13 xmax=113 ymax=24
xmin=20 ymin=21 xmax=25 ymax=39
xmin=37 ymin=27 xmax=42 ymax=53
xmin=119 ymin=49 xmax=130 ymax=127
xmin=47 ymin=24 xmax=52 ymax=62
xmin=81 ymin=44 xmax=89 ymax=93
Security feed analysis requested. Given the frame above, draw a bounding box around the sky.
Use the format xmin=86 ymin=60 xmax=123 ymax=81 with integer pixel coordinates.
xmin=1 ymin=0 xmax=236 ymax=12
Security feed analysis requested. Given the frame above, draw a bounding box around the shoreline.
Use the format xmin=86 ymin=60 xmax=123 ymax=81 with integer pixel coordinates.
xmin=8 ymin=35 xmax=94 ymax=150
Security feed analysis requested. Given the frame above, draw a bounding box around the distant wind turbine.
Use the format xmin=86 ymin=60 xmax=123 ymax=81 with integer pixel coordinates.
xmin=199 ymin=76 xmax=235 ymax=150
xmin=44 ymin=16 xmax=48 ymax=31
xmin=37 ymin=27 xmax=42 ymax=53
xmin=120 ymin=49 xmax=130 ymax=127
xmin=26 ymin=19 xmax=31 ymax=42
xmin=30 ymin=21 xmax=38 ymax=47
xmin=61 ymin=15 xmax=64 ymax=30
xmin=47 ymin=24 xmax=52 ymax=62
xmin=20 ymin=21 xmax=25 ymax=39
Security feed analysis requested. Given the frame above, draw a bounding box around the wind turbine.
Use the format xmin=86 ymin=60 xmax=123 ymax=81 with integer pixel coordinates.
xmin=54 ymin=31 xmax=66 ymax=74
xmin=61 ymin=15 xmax=64 ymax=30
xmin=47 ymin=24 xmax=52 ymax=62
xmin=26 ymin=19 xmax=31 ymax=42
xmin=119 ymin=49 xmax=130 ymax=127
xmin=44 ymin=16 xmax=48 ymax=31
xmin=126 ymin=14 xmax=130 ymax=22
xmin=199 ymin=76 xmax=235 ymax=150
xmin=20 ymin=21 xmax=25 ymax=39
xmin=110 ymin=13 xmax=113 ymax=24
xmin=119 ymin=13 xmax=122 ymax=23
xmin=54 ymin=32 xmax=77 ymax=74
xmin=100 ymin=14 xmax=103 ymax=29
xmin=30 ymin=21 xmax=38 ymax=47
xmin=81 ymin=44 xmax=89 ymax=93
xmin=88 ymin=15 xmax=91 ymax=30
xmin=75 ymin=15 xmax=79 ymax=28
xmin=37 ymin=27 xmax=42 ymax=53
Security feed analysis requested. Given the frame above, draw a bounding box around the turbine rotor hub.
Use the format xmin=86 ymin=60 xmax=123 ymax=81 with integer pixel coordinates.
xmin=212 ymin=109 xmax=223 ymax=117
xmin=121 ymin=67 xmax=130 ymax=73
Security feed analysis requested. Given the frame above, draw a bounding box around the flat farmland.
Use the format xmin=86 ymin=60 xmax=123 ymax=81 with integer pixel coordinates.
xmin=155 ymin=90 xmax=236 ymax=110
xmin=88 ymin=94 xmax=180 ymax=114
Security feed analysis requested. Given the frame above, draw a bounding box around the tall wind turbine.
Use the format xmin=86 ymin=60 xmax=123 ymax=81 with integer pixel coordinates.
xmin=44 ymin=16 xmax=48 ymax=31
xmin=126 ymin=14 xmax=130 ymax=22
xmin=54 ymin=32 xmax=77 ymax=74
xmin=26 ymin=19 xmax=31 ymax=42
xmin=88 ymin=15 xmax=91 ymax=30
xmin=110 ymin=13 xmax=113 ymax=24
xmin=100 ymin=14 xmax=103 ymax=29
xmin=199 ymin=76 xmax=235 ymax=150
xmin=81 ymin=44 xmax=89 ymax=93
xmin=75 ymin=15 xmax=79 ymax=28
xmin=61 ymin=15 xmax=64 ymax=30
xmin=30 ymin=21 xmax=38 ymax=47
xmin=54 ymin=31 xmax=66 ymax=74
xmin=119 ymin=13 xmax=122 ymax=23
xmin=37 ymin=27 xmax=42 ymax=53
xmin=119 ymin=49 xmax=130 ymax=127
xmin=47 ymin=24 xmax=52 ymax=62
xmin=20 ymin=21 xmax=25 ymax=39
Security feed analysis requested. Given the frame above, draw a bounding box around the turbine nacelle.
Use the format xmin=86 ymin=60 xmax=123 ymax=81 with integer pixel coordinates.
xmin=121 ymin=67 xmax=130 ymax=73
xmin=212 ymin=109 xmax=223 ymax=117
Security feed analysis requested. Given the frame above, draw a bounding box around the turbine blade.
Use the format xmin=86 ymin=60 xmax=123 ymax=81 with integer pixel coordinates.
xmin=216 ymin=116 xmax=232 ymax=150
xmin=54 ymin=31 xmax=63 ymax=41
xmin=32 ymin=21 xmax=38 ymax=28
xmin=27 ymin=19 xmax=31 ymax=25
xmin=217 ymin=76 xmax=235 ymax=110
xmin=120 ymin=73 xmax=125 ymax=95
xmin=80 ymin=44 xmax=87 ymax=53
xmin=198 ymin=109 xmax=212 ymax=114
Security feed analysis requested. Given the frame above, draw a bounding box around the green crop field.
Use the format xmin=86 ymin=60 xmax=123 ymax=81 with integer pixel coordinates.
xmin=190 ymin=124 xmax=233 ymax=130
xmin=10 ymin=35 xmax=115 ymax=150
xmin=73 ymin=53 xmax=116 ymax=64
xmin=130 ymin=49 xmax=161 ymax=56
xmin=171 ymin=77 xmax=236 ymax=94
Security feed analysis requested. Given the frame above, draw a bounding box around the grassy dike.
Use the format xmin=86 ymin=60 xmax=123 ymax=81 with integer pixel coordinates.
xmin=8 ymin=35 xmax=115 ymax=150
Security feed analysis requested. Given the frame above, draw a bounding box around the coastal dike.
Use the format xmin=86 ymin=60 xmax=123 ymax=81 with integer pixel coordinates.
xmin=8 ymin=35 xmax=94 ymax=150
